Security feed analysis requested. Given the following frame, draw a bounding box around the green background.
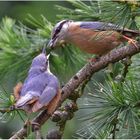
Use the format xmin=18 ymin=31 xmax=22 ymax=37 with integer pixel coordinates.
xmin=0 ymin=1 xmax=79 ymax=139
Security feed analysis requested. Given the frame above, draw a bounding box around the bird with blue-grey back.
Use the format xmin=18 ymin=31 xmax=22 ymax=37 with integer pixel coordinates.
xmin=13 ymin=47 xmax=61 ymax=114
xmin=48 ymin=20 xmax=139 ymax=55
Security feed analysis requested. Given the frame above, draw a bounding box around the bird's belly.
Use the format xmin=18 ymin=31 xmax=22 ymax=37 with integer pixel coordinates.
xmin=67 ymin=30 xmax=122 ymax=55
xmin=75 ymin=39 xmax=121 ymax=55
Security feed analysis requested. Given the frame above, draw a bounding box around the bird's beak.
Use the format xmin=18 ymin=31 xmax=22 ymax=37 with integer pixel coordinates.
xmin=47 ymin=39 xmax=54 ymax=48
xmin=47 ymin=54 xmax=50 ymax=60
xmin=47 ymin=37 xmax=65 ymax=49
xmin=47 ymin=37 xmax=58 ymax=49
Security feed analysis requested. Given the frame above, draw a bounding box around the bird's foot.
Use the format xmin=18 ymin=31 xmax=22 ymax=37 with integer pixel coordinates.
xmin=123 ymin=35 xmax=138 ymax=49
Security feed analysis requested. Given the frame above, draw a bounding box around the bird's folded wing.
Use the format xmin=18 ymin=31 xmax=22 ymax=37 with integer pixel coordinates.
xmin=32 ymin=86 xmax=58 ymax=112
xmin=80 ymin=22 xmax=120 ymax=31
xmin=15 ymin=94 xmax=34 ymax=108
xmin=80 ymin=21 xmax=139 ymax=37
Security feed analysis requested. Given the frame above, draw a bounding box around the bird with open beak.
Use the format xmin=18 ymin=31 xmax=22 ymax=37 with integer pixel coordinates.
xmin=13 ymin=49 xmax=61 ymax=114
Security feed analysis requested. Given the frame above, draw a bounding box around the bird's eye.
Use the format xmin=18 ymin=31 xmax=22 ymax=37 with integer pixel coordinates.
xmin=55 ymin=27 xmax=61 ymax=34
xmin=52 ymin=20 xmax=68 ymax=39
xmin=52 ymin=27 xmax=61 ymax=39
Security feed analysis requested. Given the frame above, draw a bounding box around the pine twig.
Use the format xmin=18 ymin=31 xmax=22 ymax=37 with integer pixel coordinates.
xmin=10 ymin=42 xmax=140 ymax=139
xmin=0 ymin=109 xmax=10 ymax=113
xmin=111 ymin=115 xmax=119 ymax=139
xmin=121 ymin=56 xmax=132 ymax=81
xmin=0 ymin=106 xmax=15 ymax=113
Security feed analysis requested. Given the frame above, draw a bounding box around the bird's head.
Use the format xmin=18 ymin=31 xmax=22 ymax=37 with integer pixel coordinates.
xmin=48 ymin=20 xmax=73 ymax=48
xmin=31 ymin=51 xmax=50 ymax=72
xmin=31 ymin=53 xmax=46 ymax=68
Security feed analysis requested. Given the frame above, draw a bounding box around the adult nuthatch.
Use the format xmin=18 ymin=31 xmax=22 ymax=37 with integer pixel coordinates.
xmin=48 ymin=20 xmax=139 ymax=55
xmin=13 ymin=49 xmax=61 ymax=114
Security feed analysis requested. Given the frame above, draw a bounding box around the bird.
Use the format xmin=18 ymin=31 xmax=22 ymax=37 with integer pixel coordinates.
xmin=13 ymin=49 xmax=61 ymax=114
xmin=48 ymin=20 xmax=139 ymax=56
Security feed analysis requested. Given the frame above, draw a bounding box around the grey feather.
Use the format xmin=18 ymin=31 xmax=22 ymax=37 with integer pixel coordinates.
xmin=79 ymin=21 xmax=139 ymax=36
xmin=15 ymin=52 xmax=59 ymax=112
xmin=39 ymin=86 xmax=58 ymax=105
xmin=16 ymin=93 xmax=33 ymax=107
xmin=80 ymin=22 xmax=120 ymax=30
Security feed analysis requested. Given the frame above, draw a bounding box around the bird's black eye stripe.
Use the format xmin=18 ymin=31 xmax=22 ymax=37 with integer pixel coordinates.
xmin=52 ymin=20 xmax=69 ymax=39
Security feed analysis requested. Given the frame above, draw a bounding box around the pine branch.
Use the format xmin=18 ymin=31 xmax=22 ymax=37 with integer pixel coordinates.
xmin=10 ymin=42 xmax=140 ymax=139
xmin=46 ymin=78 xmax=89 ymax=139
xmin=47 ymin=102 xmax=78 ymax=139
xmin=111 ymin=114 xmax=119 ymax=139
xmin=120 ymin=56 xmax=132 ymax=82
xmin=0 ymin=109 xmax=10 ymax=113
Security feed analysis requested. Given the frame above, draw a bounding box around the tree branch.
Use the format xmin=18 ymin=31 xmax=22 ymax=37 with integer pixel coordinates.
xmin=10 ymin=42 xmax=140 ymax=139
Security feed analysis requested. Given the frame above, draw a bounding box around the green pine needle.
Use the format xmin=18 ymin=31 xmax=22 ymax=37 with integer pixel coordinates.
xmin=76 ymin=79 xmax=140 ymax=139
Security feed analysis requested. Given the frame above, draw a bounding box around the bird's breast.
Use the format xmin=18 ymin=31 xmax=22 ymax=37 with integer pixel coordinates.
xmin=66 ymin=25 xmax=122 ymax=55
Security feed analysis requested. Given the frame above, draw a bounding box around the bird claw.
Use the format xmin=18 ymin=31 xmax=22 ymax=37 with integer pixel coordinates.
xmin=123 ymin=35 xmax=139 ymax=50
xmin=128 ymin=39 xmax=138 ymax=49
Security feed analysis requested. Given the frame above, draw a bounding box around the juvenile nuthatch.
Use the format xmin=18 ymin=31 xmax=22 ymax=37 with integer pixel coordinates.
xmin=13 ymin=49 xmax=61 ymax=114
xmin=48 ymin=20 xmax=139 ymax=55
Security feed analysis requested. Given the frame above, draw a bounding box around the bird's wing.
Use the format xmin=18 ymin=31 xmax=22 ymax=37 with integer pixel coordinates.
xmin=79 ymin=22 xmax=120 ymax=31
xmin=79 ymin=21 xmax=139 ymax=37
xmin=15 ymin=93 xmax=36 ymax=107
xmin=32 ymin=86 xmax=58 ymax=112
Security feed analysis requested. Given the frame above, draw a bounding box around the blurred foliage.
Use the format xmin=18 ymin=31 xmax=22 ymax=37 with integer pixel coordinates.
xmin=56 ymin=0 xmax=140 ymax=139
xmin=0 ymin=85 xmax=25 ymax=132
xmin=0 ymin=17 xmax=36 ymax=82
xmin=0 ymin=16 xmax=87 ymax=85
xmin=56 ymin=0 xmax=140 ymax=29
xmin=0 ymin=0 xmax=140 ymax=139
xmin=0 ymin=1 xmax=71 ymax=24
xmin=76 ymin=78 xmax=140 ymax=138
xmin=56 ymin=0 xmax=100 ymax=21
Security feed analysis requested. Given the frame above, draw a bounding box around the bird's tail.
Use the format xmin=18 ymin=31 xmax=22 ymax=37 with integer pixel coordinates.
xmin=15 ymin=94 xmax=33 ymax=108
xmin=121 ymin=29 xmax=140 ymax=38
